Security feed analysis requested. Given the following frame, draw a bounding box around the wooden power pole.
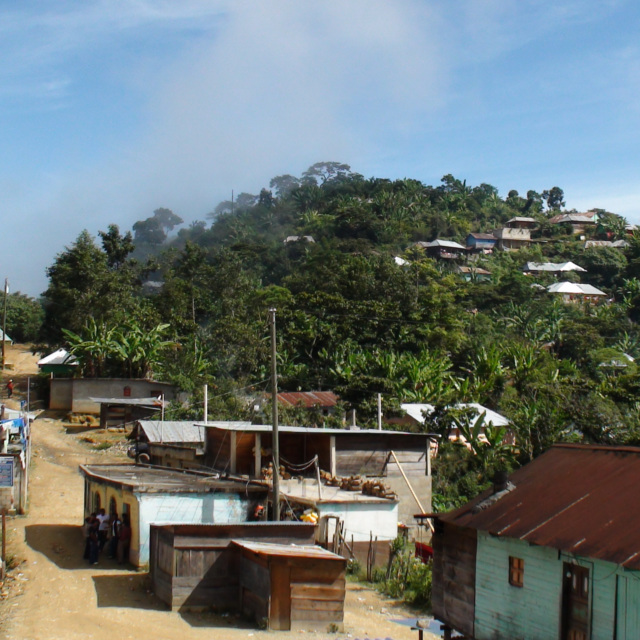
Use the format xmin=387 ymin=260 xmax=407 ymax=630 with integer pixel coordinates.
xmin=269 ymin=308 xmax=280 ymax=521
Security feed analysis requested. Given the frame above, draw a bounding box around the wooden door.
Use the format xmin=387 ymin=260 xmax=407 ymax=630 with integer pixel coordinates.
xmin=562 ymin=563 xmax=591 ymax=640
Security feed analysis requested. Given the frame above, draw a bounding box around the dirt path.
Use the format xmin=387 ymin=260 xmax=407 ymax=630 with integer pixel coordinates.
xmin=0 ymin=345 xmax=437 ymax=640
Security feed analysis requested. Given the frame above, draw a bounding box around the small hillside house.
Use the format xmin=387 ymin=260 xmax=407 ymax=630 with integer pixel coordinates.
xmin=37 ymin=349 xmax=78 ymax=376
xmin=432 ymin=444 xmax=640 ymax=640
xmin=522 ymin=261 xmax=586 ymax=276
xmin=50 ymin=378 xmax=178 ymax=414
xmin=547 ymin=281 xmax=606 ymax=303
xmin=80 ymin=464 xmax=267 ymax=566
xmin=493 ymin=217 xmax=537 ymax=250
xmin=414 ymin=239 xmax=467 ymax=260
xmin=466 ymin=233 xmax=497 ymax=253
xmin=549 ymin=211 xmax=599 ymax=235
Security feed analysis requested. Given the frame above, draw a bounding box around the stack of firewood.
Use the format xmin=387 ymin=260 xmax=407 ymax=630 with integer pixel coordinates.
xmin=362 ymin=480 xmax=397 ymax=500
xmin=261 ymin=464 xmax=291 ymax=480
xmin=340 ymin=476 xmax=362 ymax=491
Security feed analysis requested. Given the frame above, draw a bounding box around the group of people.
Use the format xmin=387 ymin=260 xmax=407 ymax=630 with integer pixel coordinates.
xmin=82 ymin=508 xmax=131 ymax=566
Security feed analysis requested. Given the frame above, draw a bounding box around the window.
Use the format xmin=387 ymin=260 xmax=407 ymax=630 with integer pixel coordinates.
xmin=509 ymin=556 xmax=524 ymax=587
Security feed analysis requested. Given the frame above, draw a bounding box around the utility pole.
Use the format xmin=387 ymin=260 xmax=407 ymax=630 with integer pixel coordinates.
xmin=203 ymin=383 xmax=208 ymax=424
xmin=269 ymin=308 xmax=280 ymax=521
xmin=1 ymin=279 xmax=7 ymax=371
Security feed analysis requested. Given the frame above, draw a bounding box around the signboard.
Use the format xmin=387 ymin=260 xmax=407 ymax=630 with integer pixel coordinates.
xmin=0 ymin=457 xmax=14 ymax=487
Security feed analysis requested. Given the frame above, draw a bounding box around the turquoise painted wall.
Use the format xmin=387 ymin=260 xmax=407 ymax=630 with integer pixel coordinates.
xmin=475 ymin=532 xmax=562 ymax=640
xmin=474 ymin=531 xmax=640 ymax=640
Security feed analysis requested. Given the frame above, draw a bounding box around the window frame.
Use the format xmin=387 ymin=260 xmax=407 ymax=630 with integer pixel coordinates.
xmin=509 ymin=555 xmax=524 ymax=588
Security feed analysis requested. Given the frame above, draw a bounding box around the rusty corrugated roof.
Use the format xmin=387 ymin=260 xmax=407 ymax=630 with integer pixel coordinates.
xmin=438 ymin=444 xmax=640 ymax=569
xmin=231 ymin=540 xmax=346 ymax=561
xmin=277 ymin=391 xmax=339 ymax=408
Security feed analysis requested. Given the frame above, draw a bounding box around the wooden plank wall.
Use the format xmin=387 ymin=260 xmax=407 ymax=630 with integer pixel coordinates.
xmin=149 ymin=523 xmax=316 ymax=611
xmin=289 ymin=559 xmax=346 ymax=631
xmin=335 ymin=434 xmax=428 ymax=477
xmin=239 ymin=552 xmax=270 ymax=623
xmin=432 ymin=522 xmax=476 ymax=639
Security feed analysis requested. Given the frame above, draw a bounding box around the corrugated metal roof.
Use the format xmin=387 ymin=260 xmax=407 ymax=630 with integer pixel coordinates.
xmin=523 ymin=261 xmax=586 ymax=273
xmin=231 ymin=539 xmax=345 ymax=561
xmin=547 ymin=282 xmax=606 ymax=296
xmin=90 ymin=396 xmax=167 ymax=407
xmin=438 ymin=444 xmax=640 ymax=569
xmin=198 ymin=422 xmax=434 ymax=437
xmin=277 ymin=391 xmax=339 ymax=408
xmin=137 ymin=420 xmax=207 ymax=443
xmin=401 ymin=403 xmax=509 ymax=427
xmin=37 ymin=348 xmax=78 ymax=366
xmin=80 ymin=463 xmax=268 ymax=494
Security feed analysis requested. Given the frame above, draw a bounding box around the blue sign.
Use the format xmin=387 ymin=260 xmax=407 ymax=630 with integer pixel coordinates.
xmin=0 ymin=457 xmax=13 ymax=487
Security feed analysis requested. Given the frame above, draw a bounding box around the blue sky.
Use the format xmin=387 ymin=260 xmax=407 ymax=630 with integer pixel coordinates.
xmin=2 ymin=0 xmax=639 ymax=295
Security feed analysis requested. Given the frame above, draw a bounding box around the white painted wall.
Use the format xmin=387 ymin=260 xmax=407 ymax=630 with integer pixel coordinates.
xmin=317 ymin=501 xmax=398 ymax=542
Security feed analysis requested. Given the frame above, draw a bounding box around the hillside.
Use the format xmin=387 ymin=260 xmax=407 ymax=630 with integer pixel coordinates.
xmin=32 ymin=164 xmax=640 ymax=506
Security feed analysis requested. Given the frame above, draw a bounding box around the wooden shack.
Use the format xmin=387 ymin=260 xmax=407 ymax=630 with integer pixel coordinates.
xmin=433 ymin=445 xmax=640 ymax=640
xmin=202 ymin=423 xmax=435 ymax=532
xmin=149 ymin=522 xmax=316 ymax=611
xmin=233 ymin=540 xmax=347 ymax=631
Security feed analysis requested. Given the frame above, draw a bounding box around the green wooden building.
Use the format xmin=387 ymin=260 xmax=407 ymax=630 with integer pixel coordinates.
xmin=432 ymin=444 xmax=640 ymax=640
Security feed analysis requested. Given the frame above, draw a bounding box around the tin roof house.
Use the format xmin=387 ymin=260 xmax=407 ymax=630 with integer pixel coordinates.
xmin=493 ymin=217 xmax=537 ymax=251
xmin=432 ymin=444 xmax=640 ymax=640
xmin=200 ymin=423 xmax=436 ymax=542
xmin=80 ymin=464 xmax=267 ymax=566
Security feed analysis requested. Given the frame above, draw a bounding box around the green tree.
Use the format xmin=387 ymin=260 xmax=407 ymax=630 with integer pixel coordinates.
xmin=5 ymin=293 xmax=44 ymax=343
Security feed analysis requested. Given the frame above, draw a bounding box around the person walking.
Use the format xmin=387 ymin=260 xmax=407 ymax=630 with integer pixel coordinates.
xmin=5 ymin=380 xmax=13 ymax=398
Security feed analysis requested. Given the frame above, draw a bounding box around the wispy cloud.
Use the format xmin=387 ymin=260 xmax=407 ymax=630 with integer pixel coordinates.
xmin=2 ymin=0 xmax=640 ymax=295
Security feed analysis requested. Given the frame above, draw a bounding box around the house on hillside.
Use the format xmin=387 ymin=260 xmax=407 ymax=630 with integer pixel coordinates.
xmin=455 ymin=265 xmax=492 ymax=282
xmin=394 ymin=403 xmax=512 ymax=447
xmin=129 ymin=419 xmax=207 ymax=467
xmin=413 ymin=239 xmax=467 ymax=260
xmin=493 ymin=217 xmax=537 ymax=250
xmin=37 ymin=349 xmax=78 ymax=376
xmin=49 ymin=378 xmax=178 ymax=414
xmin=522 ymin=261 xmax=586 ymax=276
xmin=550 ymin=210 xmax=599 ymax=235
xmin=276 ymin=391 xmax=340 ymax=417
xmin=283 ymin=235 xmax=315 ymax=244
xmin=547 ymin=281 xmax=606 ymax=303
xmin=432 ymin=444 xmax=640 ymax=640
xmin=466 ymin=233 xmax=497 ymax=254
xmin=80 ymin=463 xmax=268 ymax=566
xmin=585 ymin=239 xmax=629 ymax=249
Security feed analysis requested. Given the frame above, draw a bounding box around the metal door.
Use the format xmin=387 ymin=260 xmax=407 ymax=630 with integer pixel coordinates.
xmin=562 ymin=563 xmax=591 ymax=640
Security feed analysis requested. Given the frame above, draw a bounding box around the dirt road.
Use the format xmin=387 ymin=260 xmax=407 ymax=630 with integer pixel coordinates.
xmin=0 ymin=345 xmax=437 ymax=640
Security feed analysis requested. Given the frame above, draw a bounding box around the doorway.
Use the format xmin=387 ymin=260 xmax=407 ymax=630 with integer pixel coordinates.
xmin=562 ymin=562 xmax=591 ymax=640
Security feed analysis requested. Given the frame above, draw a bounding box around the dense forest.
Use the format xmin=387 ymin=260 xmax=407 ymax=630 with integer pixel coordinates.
xmin=16 ymin=162 xmax=640 ymax=508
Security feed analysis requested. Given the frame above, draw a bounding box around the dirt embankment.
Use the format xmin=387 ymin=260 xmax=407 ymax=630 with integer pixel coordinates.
xmin=0 ymin=344 xmax=437 ymax=640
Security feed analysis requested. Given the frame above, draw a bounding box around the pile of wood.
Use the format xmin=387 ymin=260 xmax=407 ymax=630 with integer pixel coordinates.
xmin=261 ymin=464 xmax=292 ymax=481
xmin=320 ymin=471 xmax=396 ymax=500
xmin=362 ymin=480 xmax=397 ymax=500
